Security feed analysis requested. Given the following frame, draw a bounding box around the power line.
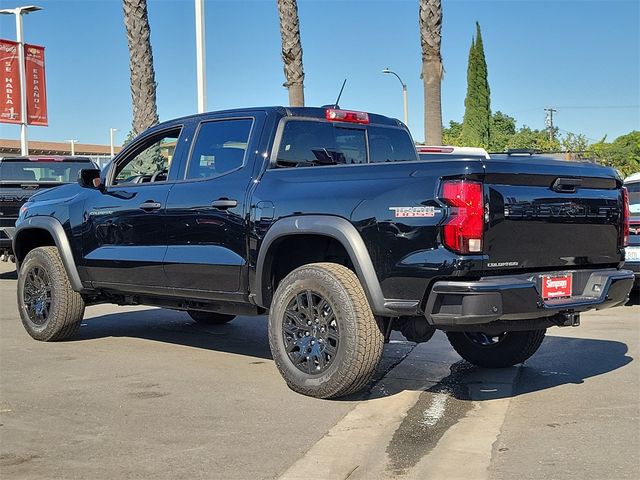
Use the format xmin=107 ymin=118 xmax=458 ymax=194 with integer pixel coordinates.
xmin=512 ymin=105 xmax=639 ymax=114
xmin=544 ymin=107 xmax=557 ymax=142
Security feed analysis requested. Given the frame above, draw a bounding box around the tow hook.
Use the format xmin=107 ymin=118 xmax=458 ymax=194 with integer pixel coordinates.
xmin=553 ymin=312 xmax=580 ymax=327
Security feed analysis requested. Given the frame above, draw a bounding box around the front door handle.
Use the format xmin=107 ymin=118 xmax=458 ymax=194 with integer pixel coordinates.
xmin=139 ymin=201 xmax=162 ymax=211
xmin=211 ymin=198 xmax=238 ymax=210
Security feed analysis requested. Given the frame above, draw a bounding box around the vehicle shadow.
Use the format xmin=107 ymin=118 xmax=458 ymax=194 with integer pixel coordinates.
xmin=74 ymin=308 xmax=633 ymax=404
xmin=0 ymin=269 xmax=17 ymax=280
xmin=625 ymin=288 xmax=640 ymax=306
xmin=75 ymin=307 xmax=274 ymax=360
xmin=362 ymin=335 xmax=633 ymax=402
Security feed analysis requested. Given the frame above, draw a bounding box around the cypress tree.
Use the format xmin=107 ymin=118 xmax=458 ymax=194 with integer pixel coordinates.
xmin=461 ymin=22 xmax=491 ymax=148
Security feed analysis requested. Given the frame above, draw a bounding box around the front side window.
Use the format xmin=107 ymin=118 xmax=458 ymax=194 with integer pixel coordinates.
xmin=186 ymin=118 xmax=253 ymax=179
xmin=113 ymin=130 xmax=180 ymax=185
xmin=276 ymin=121 xmax=367 ymax=167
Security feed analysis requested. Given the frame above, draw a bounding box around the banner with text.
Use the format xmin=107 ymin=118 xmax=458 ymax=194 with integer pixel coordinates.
xmin=25 ymin=44 xmax=48 ymax=126
xmin=0 ymin=39 xmax=22 ymax=124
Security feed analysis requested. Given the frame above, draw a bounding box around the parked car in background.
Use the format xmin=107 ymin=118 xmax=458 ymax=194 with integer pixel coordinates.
xmin=0 ymin=156 xmax=98 ymax=261
xmin=417 ymin=145 xmax=490 ymax=160
xmin=624 ymin=172 xmax=640 ymax=287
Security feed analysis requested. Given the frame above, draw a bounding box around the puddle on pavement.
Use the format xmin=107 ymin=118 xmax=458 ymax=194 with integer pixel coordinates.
xmin=385 ymin=362 xmax=476 ymax=475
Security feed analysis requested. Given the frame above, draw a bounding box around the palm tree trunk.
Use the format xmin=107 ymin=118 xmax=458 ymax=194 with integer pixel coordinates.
xmin=419 ymin=0 xmax=443 ymax=145
xmin=277 ymin=0 xmax=305 ymax=107
xmin=123 ymin=0 xmax=159 ymax=135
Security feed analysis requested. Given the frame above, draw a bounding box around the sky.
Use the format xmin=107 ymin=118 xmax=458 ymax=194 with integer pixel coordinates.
xmin=0 ymin=0 xmax=638 ymax=147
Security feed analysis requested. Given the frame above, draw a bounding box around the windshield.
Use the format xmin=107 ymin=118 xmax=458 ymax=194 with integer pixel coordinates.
xmin=0 ymin=161 xmax=93 ymax=183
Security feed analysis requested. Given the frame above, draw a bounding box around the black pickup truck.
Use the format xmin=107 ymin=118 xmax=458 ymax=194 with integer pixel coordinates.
xmin=0 ymin=156 xmax=97 ymax=261
xmin=13 ymin=107 xmax=634 ymax=398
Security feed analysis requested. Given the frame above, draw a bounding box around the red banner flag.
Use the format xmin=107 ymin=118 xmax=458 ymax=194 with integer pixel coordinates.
xmin=0 ymin=39 xmax=22 ymax=124
xmin=25 ymin=43 xmax=47 ymax=126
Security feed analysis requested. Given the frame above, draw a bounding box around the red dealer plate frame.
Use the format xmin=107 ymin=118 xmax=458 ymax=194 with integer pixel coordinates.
xmin=541 ymin=274 xmax=573 ymax=300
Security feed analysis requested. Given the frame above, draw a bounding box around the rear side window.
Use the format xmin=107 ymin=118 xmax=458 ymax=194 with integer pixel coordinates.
xmin=275 ymin=120 xmax=416 ymax=167
xmin=368 ymin=126 xmax=418 ymax=163
xmin=277 ymin=121 xmax=366 ymax=167
xmin=186 ymin=118 xmax=253 ymax=179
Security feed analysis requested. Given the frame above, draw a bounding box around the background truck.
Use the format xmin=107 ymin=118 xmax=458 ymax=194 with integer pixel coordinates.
xmin=12 ymin=106 xmax=634 ymax=398
xmin=0 ymin=156 xmax=97 ymax=261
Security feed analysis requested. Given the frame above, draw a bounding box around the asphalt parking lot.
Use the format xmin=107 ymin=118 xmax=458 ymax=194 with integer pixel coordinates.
xmin=1 ymin=260 xmax=638 ymax=479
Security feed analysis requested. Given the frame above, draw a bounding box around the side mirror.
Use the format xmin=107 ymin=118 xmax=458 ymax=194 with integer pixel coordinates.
xmin=78 ymin=168 xmax=103 ymax=190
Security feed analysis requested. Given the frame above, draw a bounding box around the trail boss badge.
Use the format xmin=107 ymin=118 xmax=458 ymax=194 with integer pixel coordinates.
xmin=389 ymin=206 xmax=440 ymax=218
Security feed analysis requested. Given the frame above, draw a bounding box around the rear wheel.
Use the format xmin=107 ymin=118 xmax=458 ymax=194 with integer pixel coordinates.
xmin=446 ymin=329 xmax=546 ymax=368
xmin=17 ymin=246 xmax=85 ymax=341
xmin=268 ymin=263 xmax=384 ymax=399
xmin=188 ymin=311 xmax=235 ymax=325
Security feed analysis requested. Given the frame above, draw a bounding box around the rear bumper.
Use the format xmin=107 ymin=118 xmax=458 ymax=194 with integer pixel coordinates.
xmin=425 ymin=268 xmax=634 ymax=328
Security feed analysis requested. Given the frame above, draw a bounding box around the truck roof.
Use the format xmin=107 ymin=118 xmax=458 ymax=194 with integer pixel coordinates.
xmin=154 ymin=106 xmax=403 ymax=129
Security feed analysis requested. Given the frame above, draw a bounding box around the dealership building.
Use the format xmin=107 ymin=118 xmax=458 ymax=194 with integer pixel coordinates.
xmin=0 ymin=139 xmax=121 ymax=168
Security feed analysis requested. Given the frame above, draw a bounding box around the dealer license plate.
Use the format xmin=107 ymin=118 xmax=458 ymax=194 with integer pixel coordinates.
xmin=541 ymin=274 xmax=573 ymax=300
xmin=625 ymin=246 xmax=640 ymax=262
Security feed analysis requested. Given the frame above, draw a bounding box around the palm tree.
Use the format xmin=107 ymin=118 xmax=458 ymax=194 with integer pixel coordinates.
xmin=123 ymin=0 xmax=159 ymax=135
xmin=276 ymin=0 xmax=305 ymax=106
xmin=419 ymin=0 xmax=443 ymax=145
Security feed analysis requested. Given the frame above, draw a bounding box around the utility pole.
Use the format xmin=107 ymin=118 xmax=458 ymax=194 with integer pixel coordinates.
xmin=66 ymin=139 xmax=78 ymax=155
xmin=544 ymin=107 xmax=557 ymax=142
xmin=194 ymin=0 xmax=207 ymax=113
xmin=109 ymin=128 xmax=118 ymax=157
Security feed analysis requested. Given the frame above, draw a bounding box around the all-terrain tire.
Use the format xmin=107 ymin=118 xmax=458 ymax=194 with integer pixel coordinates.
xmin=446 ymin=329 xmax=546 ymax=368
xmin=17 ymin=246 xmax=85 ymax=341
xmin=188 ymin=311 xmax=235 ymax=325
xmin=268 ymin=263 xmax=384 ymax=399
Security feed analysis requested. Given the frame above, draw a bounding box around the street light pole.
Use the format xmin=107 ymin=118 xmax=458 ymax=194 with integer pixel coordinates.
xmin=0 ymin=5 xmax=43 ymax=156
xmin=109 ymin=128 xmax=118 ymax=157
xmin=194 ymin=0 xmax=207 ymax=113
xmin=66 ymin=139 xmax=78 ymax=156
xmin=382 ymin=68 xmax=408 ymax=128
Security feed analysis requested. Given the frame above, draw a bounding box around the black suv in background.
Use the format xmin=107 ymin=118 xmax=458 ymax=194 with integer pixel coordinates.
xmin=0 ymin=156 xmax=98 ymax=260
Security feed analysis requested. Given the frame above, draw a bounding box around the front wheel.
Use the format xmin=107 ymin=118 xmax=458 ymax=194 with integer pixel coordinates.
xmin=446 ymin=329 xmax=546 ymax=368
xmin=268 ymin=263 xmax=384 ymax=399
xmin=17 ymin=246 xmax=85 ymax=341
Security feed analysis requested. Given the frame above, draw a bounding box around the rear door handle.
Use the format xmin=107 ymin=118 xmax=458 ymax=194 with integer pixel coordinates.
xmin=139 ymin=201 xmax=162 ymax=211
xmin=211 ymin=198 xmax=237 ymax=210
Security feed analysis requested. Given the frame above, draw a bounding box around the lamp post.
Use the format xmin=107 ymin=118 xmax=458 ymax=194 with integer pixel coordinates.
xmin=0 ymin=5 xmax=43 ymax=156
xmin=194 ymin=0 xmax=206 ymax=113
xmin=66 ymin=139 xmax=78 ymax=156
xmin=382 ymin=68 xmax=408 ymax=128
xmin=109 ymin=128 xmax=118 ymax=157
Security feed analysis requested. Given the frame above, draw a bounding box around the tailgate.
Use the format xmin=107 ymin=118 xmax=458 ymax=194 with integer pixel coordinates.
xmin=482 ymin=158 xmax=623 ymax=272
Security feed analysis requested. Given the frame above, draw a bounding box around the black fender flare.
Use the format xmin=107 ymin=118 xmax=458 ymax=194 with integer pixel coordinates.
xmin=13 ymin=216 xmax=85 ymax=293
xmin=254 ymin=215 xmax=394 ymax=316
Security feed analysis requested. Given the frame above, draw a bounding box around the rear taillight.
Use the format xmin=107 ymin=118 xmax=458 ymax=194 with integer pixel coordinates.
xmin=440 ymin=180 xmax=484 ymax=254
xmin=621 ymin=186 xmax=630 ymax=247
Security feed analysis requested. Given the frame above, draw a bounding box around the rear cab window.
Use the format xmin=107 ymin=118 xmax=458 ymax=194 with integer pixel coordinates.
xmin=274 ymin=120 xmax=417 ymax=168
